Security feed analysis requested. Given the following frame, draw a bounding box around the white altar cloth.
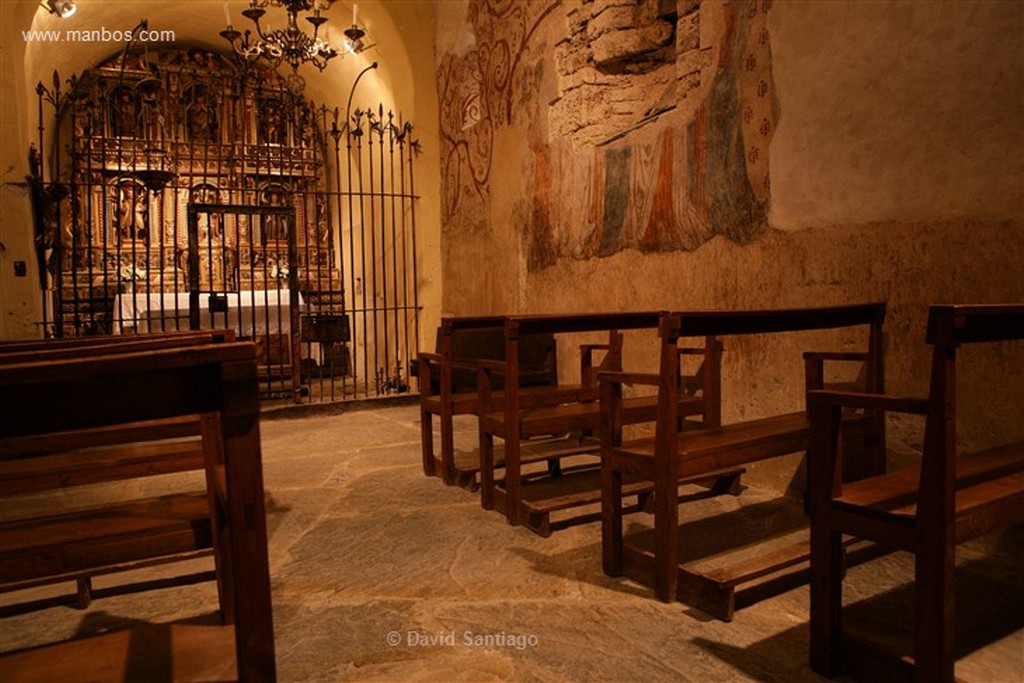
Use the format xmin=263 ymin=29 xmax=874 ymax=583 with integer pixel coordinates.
xmin=114 ymin=289 xmax=301 ymax=337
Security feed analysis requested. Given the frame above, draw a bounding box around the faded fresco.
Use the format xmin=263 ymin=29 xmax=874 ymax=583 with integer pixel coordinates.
xmin=438 ymin=0 xmax=778 ymax=271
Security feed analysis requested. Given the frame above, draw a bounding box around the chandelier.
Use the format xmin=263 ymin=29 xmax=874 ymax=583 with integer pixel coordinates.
xmin=221 ymin=1 xmax=368 ymax=77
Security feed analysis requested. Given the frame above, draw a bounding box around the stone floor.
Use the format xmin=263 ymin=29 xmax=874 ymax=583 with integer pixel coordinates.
xmin=1 ymin=402 xmax=1022 ymax=682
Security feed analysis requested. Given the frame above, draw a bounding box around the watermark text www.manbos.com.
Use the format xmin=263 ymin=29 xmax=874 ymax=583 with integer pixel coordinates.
xmin=387 ymin=630 xmax=539 ymax=651
xmin=22 ymin=27 xmax=176 ymax=43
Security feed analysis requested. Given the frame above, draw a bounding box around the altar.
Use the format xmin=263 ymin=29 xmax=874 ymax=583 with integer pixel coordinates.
xmin=114 ymin=289 xmax=302 ymax=336
xmin=113 ymin=289 xmax=325 ymax=369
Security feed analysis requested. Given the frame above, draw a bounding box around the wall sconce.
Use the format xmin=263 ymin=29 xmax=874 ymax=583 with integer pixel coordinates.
xmin=41 ymin=0 xmax=77 ymax=18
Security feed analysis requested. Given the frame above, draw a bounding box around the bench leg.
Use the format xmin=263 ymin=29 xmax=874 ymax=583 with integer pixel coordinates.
xmin=439 ymin=406 xmax=456 ymax=486
xmin=201 ymin=414 xmax=236 ymax=626
xmin=602 ymin=464 xmax=624 ymax=577
xmin=420 ymin=407 xmax=436 ymax=477
xmin=708 ymin=471 xmax=742 ymax=496
xmin=504 ymin=433 xmax=523 ymax=526
xmin=915 ymin=537 xmax=956 ymax=683
xmin=479 ymin=429 xmax=496 ymax=510
xmin=547 ymin=458 xmax=562 ymax=477
xmin=809 ymin=519 xmax=844 ymax=677
xmin=653 ymin=472 xmax=679 ymax=603
xmin=76 ymin=577 xmax=93 ymax=609
xmin=525 ymin=510 xmax=552 ymax=538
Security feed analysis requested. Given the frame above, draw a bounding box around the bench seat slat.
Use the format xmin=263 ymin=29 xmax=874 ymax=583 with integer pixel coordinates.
xmin=0 ymin=491 xmax=212 ymax=585
xmin=0 ymin=438 xmax=205 ymax=496
xmin=422 ymin=383 xmax=593 ymax=416
xmin=613 ymin=411 xmax=866 ymax=478
xmin=484 ymin=395 xmax=703 ymax=439
xmin=833 ymin=443 xmax=1024 ymax=544
xmin=0 ymin=415 xmax=202 ymax=460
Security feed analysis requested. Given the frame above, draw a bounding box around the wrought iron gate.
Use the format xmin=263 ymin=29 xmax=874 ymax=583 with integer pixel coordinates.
xmin=28 ymin=47 xmax=420 ymax=404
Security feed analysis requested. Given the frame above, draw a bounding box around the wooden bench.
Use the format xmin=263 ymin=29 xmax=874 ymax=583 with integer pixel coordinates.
xmin=416 ymin=316 xmax=557 ymax=488
xmin=0 ymin=341 xmax=276 ymax=681
xmin=807 ymin=303 xmax=1024 ymax=683
xmin=0 ymin=330 xmax=237 ymax=607
xmin=477 ymin=311 xmax=730 ymax=536
xmin=600 ymin=303 xmax=887 ymax=620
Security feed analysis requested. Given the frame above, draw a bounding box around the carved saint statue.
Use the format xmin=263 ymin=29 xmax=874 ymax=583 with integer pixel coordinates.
xmin=260 ymin=185 xmax=290 ymax=244
xmin=185 ymin=85 xmax=217 ymax=143
xmin=258 ymin=98 xmax=286 ymax=146
xmin=190 ymin=184 xmax=222 ymax=241
xmin=114 ymin=182 xmax=149 ymax=243
xmin=110 ymin=87 xmax=137 ymax=138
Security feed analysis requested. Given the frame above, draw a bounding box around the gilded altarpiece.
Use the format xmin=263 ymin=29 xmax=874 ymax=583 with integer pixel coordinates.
xmin=56 ymin=48 xmax=331 ymax=310
xmin=32 ymin=47 xmax=423 ymax=402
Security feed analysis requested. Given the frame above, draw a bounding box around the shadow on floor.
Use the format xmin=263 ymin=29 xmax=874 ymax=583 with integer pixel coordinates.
xmin=693 ymin=551 xmax=1024 ymax=681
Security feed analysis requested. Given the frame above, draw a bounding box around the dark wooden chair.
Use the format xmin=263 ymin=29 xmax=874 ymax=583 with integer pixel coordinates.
xmin=477 ymin=312 xmax=729 ymax=536
xmin=807 ymin=304 xmax=1024 ymax=683
xmin=601 ymin=303 xmax=887 ymax=620
xmin=0 ymin=340 xmax=275 ymax=681
xmin=417 ymin=316 xmax=558 ymax=488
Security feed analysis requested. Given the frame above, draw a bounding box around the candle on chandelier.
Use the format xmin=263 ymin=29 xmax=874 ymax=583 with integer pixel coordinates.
xmin=224 ymin=2 xmax=231 ymax=27
xmin=353 ymin=3 xmax=358 ymax=25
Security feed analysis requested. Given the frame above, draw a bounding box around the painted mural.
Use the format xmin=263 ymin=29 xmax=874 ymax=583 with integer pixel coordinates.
xmin=438 ymin=0 xmax=778 ymax=271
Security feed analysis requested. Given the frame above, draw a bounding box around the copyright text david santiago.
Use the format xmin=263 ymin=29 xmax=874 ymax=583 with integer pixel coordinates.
xmin=387 ymin=630 xmax=539 ymax=651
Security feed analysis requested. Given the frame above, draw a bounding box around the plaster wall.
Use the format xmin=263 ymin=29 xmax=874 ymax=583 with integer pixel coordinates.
xmin=769 ymin=1 xmax=1023 ymax=227
xmin=436 ymin=0 xmax=1024 ymax=493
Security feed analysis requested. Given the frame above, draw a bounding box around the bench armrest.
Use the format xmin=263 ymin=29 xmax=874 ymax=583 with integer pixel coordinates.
xmin=476 ymin=358 xmax=507 ymax=374
xmin=807 ymin=389 xmax=930 ymax=510
xmin=475 ymin=360 xmax=506 ymax=410
xmin=803 ymin=351 xmax=870 ymax=362
xmin=450 ymin=358 xmax=496 ymax=374
xmin=598 ymin=370 xmax=660 ymax=387
xmin=417 ymin=352 xmax=441 ymax=375
xmin=804 ymin=350 xmax=881 ymax=392
xmin=581 ymin=341 xmax=618 ymax=387
xmin=807 ymin=389 xmax=929 ymax=415
xmin=416 ymin=353 xmax=443 ymax=397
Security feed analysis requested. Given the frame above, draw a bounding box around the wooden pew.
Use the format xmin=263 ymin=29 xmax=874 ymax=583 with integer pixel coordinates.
xmin=416 ymin=316 xmax=557 ymax=488
xmin=0 ymin=341 xmax=276 ymax=681
xmin=807 ymin=304 xmax=1024 ymax=683
xmin=600 ymin=303 xmax=886 ymax=619
xmin=0 ymin=330 xmax=237 ymax=607
xmin=477 ymin=311 xmax=735 ymax=536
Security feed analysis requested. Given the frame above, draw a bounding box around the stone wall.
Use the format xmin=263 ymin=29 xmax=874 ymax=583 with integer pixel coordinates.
xmin=436 ymin=0 xmax=1024 ymax=492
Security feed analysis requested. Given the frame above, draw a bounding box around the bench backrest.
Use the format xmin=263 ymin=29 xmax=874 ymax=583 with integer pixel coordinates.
xmin=433 ymin=319 xmax=558 ymax=392
xmin=0 ymin=329 xmax=236 ymax=364
xmin=502 ymin=310 xmax=663 ymax=385
xmin=657 ymin=303 xmax=887 ymax=431
xmin=663 ymin=303 xmax=886 ymax=338
xmin=0 ymin=343 xmax=257 ymax=436
xmin=508 ymin=311 xmax=664 ymax=337
xmin=0 ymin=330 xmax=236 ymax=459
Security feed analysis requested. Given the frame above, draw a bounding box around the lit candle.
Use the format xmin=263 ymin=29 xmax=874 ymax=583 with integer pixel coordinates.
xmin=224 ymin=2 xmax=231 ymax=26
